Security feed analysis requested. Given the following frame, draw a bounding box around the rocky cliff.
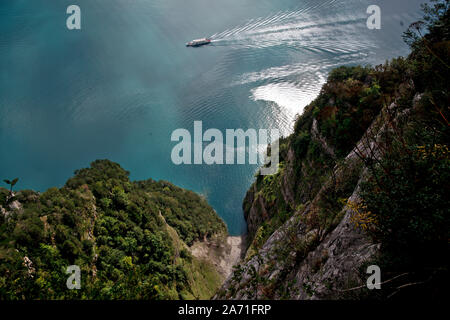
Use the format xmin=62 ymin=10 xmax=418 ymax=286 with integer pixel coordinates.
xmin=216 ymin=23 xmax=449 ymax=298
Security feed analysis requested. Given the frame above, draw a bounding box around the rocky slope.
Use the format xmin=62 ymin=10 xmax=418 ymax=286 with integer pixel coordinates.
xmin=190 ymin=235 xmax=245 ymax=280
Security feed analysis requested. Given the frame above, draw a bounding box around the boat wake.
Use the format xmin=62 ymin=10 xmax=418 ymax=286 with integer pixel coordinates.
xmin=200 ymin=0 xmax=419 ymax=133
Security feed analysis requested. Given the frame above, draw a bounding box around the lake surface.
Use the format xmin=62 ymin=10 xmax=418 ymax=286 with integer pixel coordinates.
xmin=0 ymin=0 xmax=423 ymax=234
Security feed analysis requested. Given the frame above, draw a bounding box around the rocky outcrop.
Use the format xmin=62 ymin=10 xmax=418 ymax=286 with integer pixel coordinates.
xmin=190 ymin=236 xmax=246 ymax=280
xmin=216 ymin=164 xmax=379 ymax=299
xmin=290 ymin=180 xmax=380 ymax=299
xmin=311 ymin=118 xmax=336 ymax=159
xmin=244 ymin=189 xmax=270 ymax=239
xmin=1 ymin=192 xmax=24 ymax=218
xmin=280 ymin=147 xmax=296 ymax=207
xmin=22 ymin=256 xmax=35 ymax=278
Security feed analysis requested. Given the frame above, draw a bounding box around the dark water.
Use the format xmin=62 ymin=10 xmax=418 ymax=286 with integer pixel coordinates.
xmin=0 ymin=0 xmax=423 ymax=234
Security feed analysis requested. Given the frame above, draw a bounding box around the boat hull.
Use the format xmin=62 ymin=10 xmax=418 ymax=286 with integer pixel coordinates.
xmin=186 ymin=38 xmax=212 ymax=47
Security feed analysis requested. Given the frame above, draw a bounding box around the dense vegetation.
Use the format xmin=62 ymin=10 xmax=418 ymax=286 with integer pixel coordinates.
xmin=0 ymin=160 xmax=226 ymax=299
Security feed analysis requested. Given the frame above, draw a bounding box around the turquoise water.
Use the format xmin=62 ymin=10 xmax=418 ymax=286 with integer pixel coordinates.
xmin=0 ymin=0 xmax=423 ymax=234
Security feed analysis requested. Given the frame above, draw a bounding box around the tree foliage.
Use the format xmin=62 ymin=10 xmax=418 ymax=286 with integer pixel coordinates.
xmin=0 ymin=160 xmax=226 ymax=299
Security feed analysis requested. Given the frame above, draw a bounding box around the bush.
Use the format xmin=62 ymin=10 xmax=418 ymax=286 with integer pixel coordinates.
xmin=361 ymin=144 xmax=449 ymax=263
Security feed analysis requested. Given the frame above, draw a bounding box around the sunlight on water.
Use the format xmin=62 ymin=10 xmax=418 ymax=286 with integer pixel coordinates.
xmin=251 ymin=82 xmax=320 ymax=131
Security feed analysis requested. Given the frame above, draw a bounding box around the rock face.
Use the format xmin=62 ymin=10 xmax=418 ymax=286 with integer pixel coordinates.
xmin=216 ymin=174 xmax=379 ymax=299
xmin=1 ymin=192 xmax=24 ymax=218
xmin=216 ymin=94 xmax=415 ymax=300
xmin=190 ymin=236 xmax=246 ymax=280
xmin=290 ymin=183 xmax=380 ymax=299
xmin=243 ymin=188 xmax=270 ymax=239
xmin=311 ymin=118 xmax=336 ymax=159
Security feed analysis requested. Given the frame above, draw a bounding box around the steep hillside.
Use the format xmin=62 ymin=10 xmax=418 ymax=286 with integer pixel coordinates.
xmin=0 ymin=160 xmax=228 ymax=299
xmin=217 ymin=1 xmax=449 ymax=300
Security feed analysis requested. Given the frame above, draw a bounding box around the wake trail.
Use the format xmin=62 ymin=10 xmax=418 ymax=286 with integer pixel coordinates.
xmin=207 ymin=0 xmax=369 ymax=53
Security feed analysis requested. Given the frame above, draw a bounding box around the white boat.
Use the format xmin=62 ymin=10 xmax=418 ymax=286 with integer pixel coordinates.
xmin=186 ymin=38 xmax=212 ymax=47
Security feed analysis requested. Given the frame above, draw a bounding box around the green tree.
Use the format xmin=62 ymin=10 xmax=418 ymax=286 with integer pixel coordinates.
xmin=3 ymin=178 xmax=19 ymax=194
